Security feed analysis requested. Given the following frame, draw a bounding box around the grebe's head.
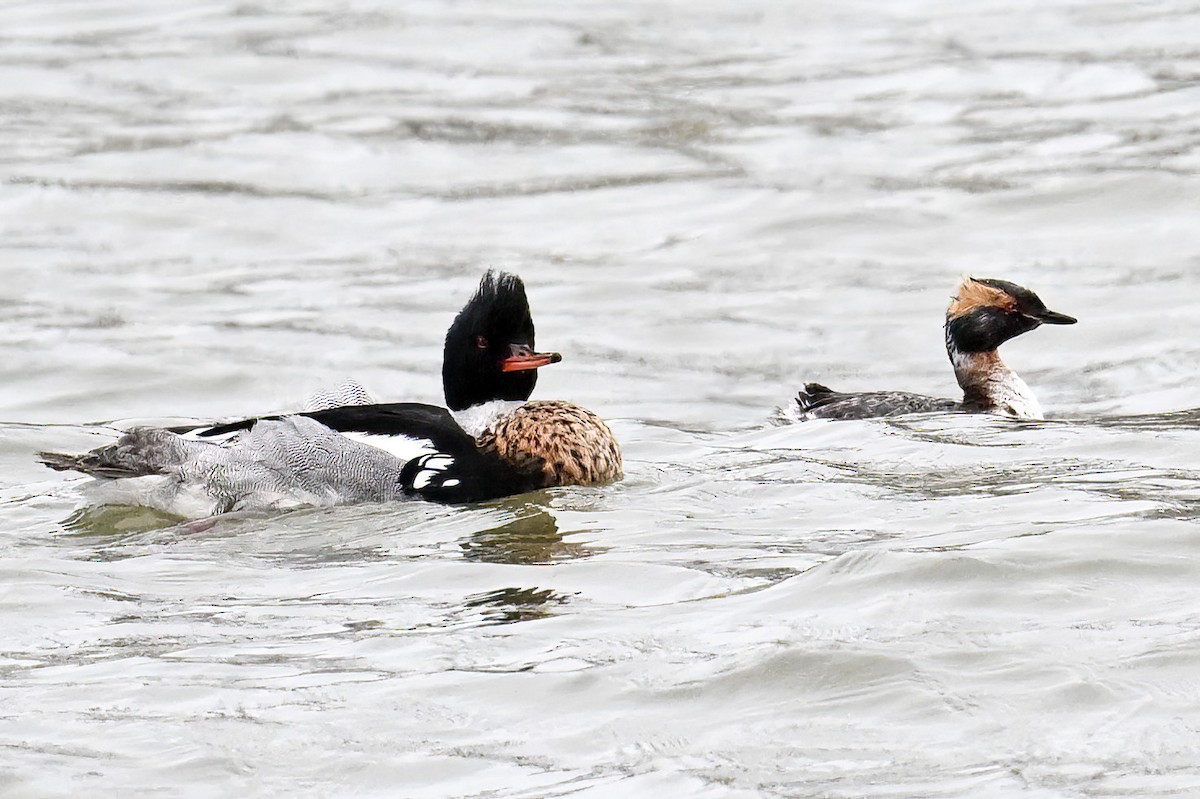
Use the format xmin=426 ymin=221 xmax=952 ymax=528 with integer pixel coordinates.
xmin=945 ymin=276 xmax=1076 ymax=353
xmin=442 ymin=271 xmax=562 ymax=411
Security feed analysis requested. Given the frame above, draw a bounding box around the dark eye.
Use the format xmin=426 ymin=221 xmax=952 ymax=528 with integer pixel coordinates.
xmin=475 ymin=336 xmax=489 ymax=349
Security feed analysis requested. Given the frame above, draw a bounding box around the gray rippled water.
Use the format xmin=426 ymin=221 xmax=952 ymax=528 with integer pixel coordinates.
xmin=2 ymin=1 xmax=1200 ymax=796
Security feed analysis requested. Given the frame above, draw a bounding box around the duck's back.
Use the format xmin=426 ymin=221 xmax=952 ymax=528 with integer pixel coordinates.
xmin=41 ymin=416 xmax=411 ymax=516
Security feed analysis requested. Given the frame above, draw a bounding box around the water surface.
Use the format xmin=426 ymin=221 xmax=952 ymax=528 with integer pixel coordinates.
xmin=3 ymin=1 xmax=1200 ymax=796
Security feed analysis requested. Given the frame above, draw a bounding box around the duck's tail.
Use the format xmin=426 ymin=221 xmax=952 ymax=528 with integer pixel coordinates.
xmin=39 ymin=428 xmax=187 ymax=479
xmin=795 ymin=382 xmax=838 ymax=415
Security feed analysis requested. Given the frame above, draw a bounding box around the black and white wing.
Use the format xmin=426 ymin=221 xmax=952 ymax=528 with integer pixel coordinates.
xmin=198 ymin=402 xmax=538 ymax=504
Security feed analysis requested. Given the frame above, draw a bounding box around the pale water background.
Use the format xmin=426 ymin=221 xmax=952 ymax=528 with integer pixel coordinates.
xmin=3 ymin=1 xmax=1200 ymax=796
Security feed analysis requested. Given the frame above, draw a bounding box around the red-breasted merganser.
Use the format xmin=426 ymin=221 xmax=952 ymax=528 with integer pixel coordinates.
xmin=792 ymin=277 xmax=1077 ymax=421
xmin=39 ymin=271 xmax=622 ymax=515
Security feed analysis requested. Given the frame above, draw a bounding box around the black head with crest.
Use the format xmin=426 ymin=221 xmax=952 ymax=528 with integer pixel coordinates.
xmin=442 ymin=271 xmax=562 ymax=411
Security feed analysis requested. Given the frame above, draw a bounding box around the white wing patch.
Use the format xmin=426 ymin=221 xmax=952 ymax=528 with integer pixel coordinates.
xmin=178 ymin=427 xmax=241 ymax=444
xmin=409 ymin=454 xmax=456 ymax=490
xmin=340 ymin=432 xmax=437 ymax=462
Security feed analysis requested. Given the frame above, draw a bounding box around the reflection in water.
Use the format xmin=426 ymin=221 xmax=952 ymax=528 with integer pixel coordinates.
xmin=457 ymin=504 xmax=595 ymax=624
xmin=844 ymin=460 xmax=1066 ymax=500
xmin=834 ymin=449 xmax=1199 ymax=514
xmin=56 ymin=506 xmax=254 ymax=564
xmin=464 ymin=587 xmax=572 ymax=625
xmin=54 ymin=495 xmax=607 ymax=570
xmin=460 ymin=503 xmax=601 ymax=565
xmin=61 ymin=504 xmax=185 ymax=537
xmin=1090 ymin=408 xmax=1200 ymax=431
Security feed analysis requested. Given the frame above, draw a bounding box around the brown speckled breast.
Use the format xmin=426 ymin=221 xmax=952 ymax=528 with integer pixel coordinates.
xmin=477 ymin=400 xmax=622 ymax=488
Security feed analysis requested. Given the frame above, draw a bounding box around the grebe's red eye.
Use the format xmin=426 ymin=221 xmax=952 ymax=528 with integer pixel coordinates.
xmin=475 ymin=336 xmax=488 ymax=349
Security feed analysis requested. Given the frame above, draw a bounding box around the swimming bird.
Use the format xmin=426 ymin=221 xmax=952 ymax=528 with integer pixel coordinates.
xmin=39 ymin=271 xmax=622 ymax=515
xmin=793 ymin=277 xmax=1076 ymax=421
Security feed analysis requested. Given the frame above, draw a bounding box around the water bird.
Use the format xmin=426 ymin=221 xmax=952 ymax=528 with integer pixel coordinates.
xmin=793 ymin=277 xmax=1077 ymax=420
xmin=39 ymin=271 xmax=622 ymax=514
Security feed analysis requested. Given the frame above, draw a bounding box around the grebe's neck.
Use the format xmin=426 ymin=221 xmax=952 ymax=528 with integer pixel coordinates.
xmin=947 ymin=343 xmax=1043 ymax=420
